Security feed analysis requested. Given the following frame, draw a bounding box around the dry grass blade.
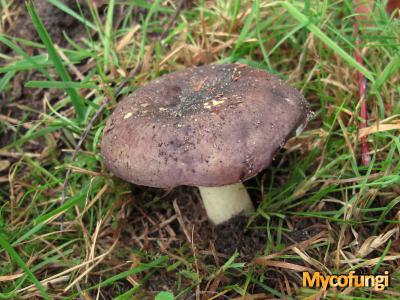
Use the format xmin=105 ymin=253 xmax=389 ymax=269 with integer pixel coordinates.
xmin=359 ymin=123 xmax=400 ymax=139
xmin=231 ymin=293 xmax=268 ymax=300
xmin=0 ymin=272 xmax=24 ymax=282
xmin=292 ymin=247 xmax=329 ymax=273
xmin=356 ymin=227 xmax=398 ymax=258
xmin=254 ymin=231 xmax=328 ymax=261
xmin=253 ymin=258 xmax=314 ymax=273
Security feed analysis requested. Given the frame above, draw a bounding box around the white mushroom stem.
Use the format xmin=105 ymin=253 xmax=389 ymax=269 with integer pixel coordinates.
xmin=198 ymin=182 xmax=254 ymax=225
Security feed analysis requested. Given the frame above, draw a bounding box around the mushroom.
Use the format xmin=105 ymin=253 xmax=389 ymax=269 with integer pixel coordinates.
xmin=101 ymin=64 xmax=310 ymax=225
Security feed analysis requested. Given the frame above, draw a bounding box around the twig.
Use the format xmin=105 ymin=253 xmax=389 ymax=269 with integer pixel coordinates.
xmin=160 ymin=0 xmax=186 ymax=40
xmin=172 ymin=199 xmax=192 ymax=243
xmin=353 ymin=12 xmax=371 ymax=166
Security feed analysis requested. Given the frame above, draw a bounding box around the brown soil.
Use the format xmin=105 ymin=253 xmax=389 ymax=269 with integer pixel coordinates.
xmin=3 ymin=0 xmax=89 ymax=50
xmin=213 ymin=214 xmax=267 ymax=257
xmin=97 ymin=146 xmax=324 ymax=296
xmin=122 ymin=185 xmax=267 ymax=258
xmin=114 ymin=176 xmax=317 ymax=296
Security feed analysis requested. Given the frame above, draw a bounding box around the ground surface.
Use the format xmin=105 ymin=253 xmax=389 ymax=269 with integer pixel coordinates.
xmin=0 ymin=0 xmax=400 ymax=299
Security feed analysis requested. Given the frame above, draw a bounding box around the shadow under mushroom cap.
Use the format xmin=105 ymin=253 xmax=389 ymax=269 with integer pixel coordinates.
xmin=101 ymin=63 xmax=311 ymax=188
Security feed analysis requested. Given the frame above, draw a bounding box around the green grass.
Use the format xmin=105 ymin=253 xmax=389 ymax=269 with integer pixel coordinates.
xmin=26 ymin=0 xmax=86 ymax=121
xmin=0 ymin=0 xmax=400 ymax=299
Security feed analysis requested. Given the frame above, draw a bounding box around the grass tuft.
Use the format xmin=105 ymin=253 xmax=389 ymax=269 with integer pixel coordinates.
xmin=26 ymin=0 xmax=86 ymax=121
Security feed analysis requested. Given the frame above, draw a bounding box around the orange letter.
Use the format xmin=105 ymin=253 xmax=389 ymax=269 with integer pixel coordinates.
xmin=303 ymin=272 xmax=320 ymax=288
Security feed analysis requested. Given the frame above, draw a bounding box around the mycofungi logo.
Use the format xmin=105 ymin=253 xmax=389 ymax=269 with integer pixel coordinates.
xmin=302 ymin=271 xmax=390 ymax=291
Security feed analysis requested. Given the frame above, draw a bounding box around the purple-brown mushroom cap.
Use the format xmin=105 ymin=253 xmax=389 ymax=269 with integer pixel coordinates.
xmin=101 ymin=64 xmax=311 ymax=188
